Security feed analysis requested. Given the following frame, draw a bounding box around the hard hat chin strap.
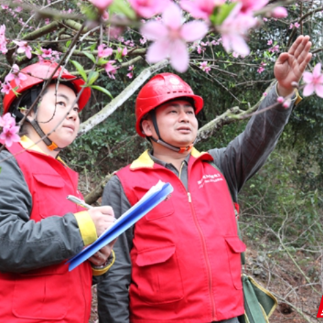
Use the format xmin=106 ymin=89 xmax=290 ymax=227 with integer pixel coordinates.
xmin=25 ymin=88 xmax=61 ymax=151
xmin=149 ymin=109 xmax=194 ymax=154
xmin=150 ymin=136 xmax=193 ymax=153
xmin=27 ymin=119 xmax=61 ymax=151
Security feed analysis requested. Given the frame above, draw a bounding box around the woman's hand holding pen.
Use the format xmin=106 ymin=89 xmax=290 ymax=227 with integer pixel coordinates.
xmin=88 ymin=206 xmax=115 ymax=237
xmin=67 ymin=196 xmax=116 ymax=267
xmin=67 ymin=195 xmax=115 ymax=237
xmin=88 ymin=206 xmax=116 ymax=267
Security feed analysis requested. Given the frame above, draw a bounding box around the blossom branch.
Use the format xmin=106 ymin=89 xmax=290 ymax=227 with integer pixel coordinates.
xmin=18 ymin=23 xmax=86 ymax=128
xmin=287 ymin=6 xmax=323 ymax=47
xmin=78 ymin=59 xmax=168 ymax=137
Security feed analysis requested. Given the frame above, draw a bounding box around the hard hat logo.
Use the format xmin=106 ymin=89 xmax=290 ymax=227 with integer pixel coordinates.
xmin=169 ymin=77 xmax=180 ymax=85
xmin=169 ymin=77 xmax=189 ymax=92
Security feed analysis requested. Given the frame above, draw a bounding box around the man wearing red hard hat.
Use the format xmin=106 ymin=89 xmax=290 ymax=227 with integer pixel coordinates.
xmin=97 ymin=36 xmax=312 ymax=323
xmin=0 ymin=61 xmax=115 ymax=323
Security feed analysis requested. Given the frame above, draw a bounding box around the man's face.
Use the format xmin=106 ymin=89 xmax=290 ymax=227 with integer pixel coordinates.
xmin=142 ymin=99 xmax=198 ymax=148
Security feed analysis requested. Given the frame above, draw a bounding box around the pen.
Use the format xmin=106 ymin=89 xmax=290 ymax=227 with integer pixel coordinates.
xmin=67 ymin=195 xmax=93 ymax=210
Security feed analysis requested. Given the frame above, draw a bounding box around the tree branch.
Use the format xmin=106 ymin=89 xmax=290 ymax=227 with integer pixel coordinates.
xmin=6 ymin=21 xmax=60 ymax=65
xmin=78 ymin=59 xmax=169 ymax=137
xmin=85 ymin=172 xmax=115 ymax=205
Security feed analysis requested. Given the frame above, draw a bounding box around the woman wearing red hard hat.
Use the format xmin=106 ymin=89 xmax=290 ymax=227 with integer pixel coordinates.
xmin=0 ymin=61 xmax=116 ymax=323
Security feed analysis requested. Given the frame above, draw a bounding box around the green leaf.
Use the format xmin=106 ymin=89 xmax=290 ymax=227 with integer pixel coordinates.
xmin=83 ymin=51 xmax=96 ymax=64
xmin=91 ymin=85 xmax=113 ymax=99
xmin=87 ymin=71 xmax=99 ymax=86
xmin=97 ymin=57 xmax=110 ymax=66
xmin=66 ymin=40 xmax=71 ymax=48
xmin=80 ymin=2 xmax=99 ymax=20
xmin=210 ymin=2 xmax=238 ymax=26
xmin=89 ymin=43 xmax=97 ymax=51
xmin=114 ymin=49 xmax=122 ymax=61
xmin=12 ymin=86 xmax=20 ymax=97
xmin=34 ymin=47 xmax=43 ymax=55
xmin=71 ymin=60 xmax=87 ymax=81
xmin=109 ymin=0 xmax=136 ymax=20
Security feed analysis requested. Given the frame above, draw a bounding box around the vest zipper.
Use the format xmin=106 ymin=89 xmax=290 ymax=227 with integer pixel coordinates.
xmin=187 ymin=192 xmax=216 ymax=321
xmin=178 ymin=161 xmax=185 ymax=179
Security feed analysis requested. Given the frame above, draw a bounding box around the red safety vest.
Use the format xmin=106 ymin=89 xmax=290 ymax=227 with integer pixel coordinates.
xmin=0 ymin=141 xmax=92 ymax=323
xmin=117 ymin=149 xmax=246 ymax=323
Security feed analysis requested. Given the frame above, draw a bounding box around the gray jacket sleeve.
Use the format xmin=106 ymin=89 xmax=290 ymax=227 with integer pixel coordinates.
xmin=97 ymin=175 xmax=133 ymax=323
xmin=0 ymin=150 xmax=84 ymax=273
xmin=96 ymin=86 xmax=293 ymax=322
xmin=208 ymin=86 xmax=293 ymax=202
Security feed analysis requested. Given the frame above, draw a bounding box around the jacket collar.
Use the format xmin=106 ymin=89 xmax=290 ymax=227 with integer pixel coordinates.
xmin=20 ymin=135 xmax=66 ymax=165
xmin=130 ymin=147 xmax=212 ymax=170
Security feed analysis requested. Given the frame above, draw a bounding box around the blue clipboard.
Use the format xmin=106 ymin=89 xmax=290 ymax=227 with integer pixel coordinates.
xmin=67 ymin=181 xmax=173 ymax=271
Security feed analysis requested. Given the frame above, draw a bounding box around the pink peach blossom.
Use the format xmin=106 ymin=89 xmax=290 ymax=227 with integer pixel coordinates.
xmin=0 ymin=24 xmax=7 ymax=54
xmin=1 ymin=82 xmax=12 ymax=94
xmin=41 ymin=47 xmax=52 ymax=58
xmin=140 ymin=2 xmax=208 ymax=73
xmin=0 ymin=125 xmax=20 ymax=147
xmin=108 ymin=27 xmax=123 ymax=40
xmin=105 ymin=60 xmax=117 ymax=79
xmin=127 ymin=66 xmax=134 ymax=78
xmin=129 ymin=0 xmax=169 ymax=18
xmin=283 ymin=98 xmax=291 ymax=109
xmin=98 ymin=44 xmax=113 ymax=58
xmin=180 ymin=0 xmax=225 ymax=20
xmin=90 ymin=0 xmax=113 ymax=11
xmin=239 ymin=0 xmax=268 ymax=14
xmin=118 ymin=47 xmax=128 ymax=56
xmin=5 ymin=64 xmax=27 ymax=86
xmin=199 ymin=61 xmax=211 ymax=73
xmin=0 ymin=113 xmax=16 ymax=128
xmin=13 ymin=40 xmax=32 ymax=59
xmin=257 ymin=66 xmax=264 ymax=73
xmin=218 ymin=3 xmax=257 ymax=56
xmin=272 ymin=6 xmax=288 ymax=18
xmin=269 ymin=44 xmax=279 ymax=53
xmin=302 ymin=63 xmax=323 ymax=98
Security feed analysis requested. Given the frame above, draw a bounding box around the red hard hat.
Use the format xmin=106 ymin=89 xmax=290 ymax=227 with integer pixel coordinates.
xmin=3 ymin=61 xmax=91 ymax=114
xmin=135 ymin=73 xmax=204 ymax=137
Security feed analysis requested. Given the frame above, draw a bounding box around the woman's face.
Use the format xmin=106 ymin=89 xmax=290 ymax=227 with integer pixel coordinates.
xmin=27 ymin=83 xmax=80 ymax=154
